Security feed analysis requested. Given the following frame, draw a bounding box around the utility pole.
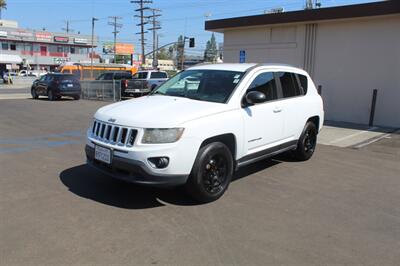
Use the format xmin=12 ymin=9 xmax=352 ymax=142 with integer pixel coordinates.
xmin=131 ymin=0 xmax=152 ymax=66
xmin=91 ymin=17 xmax=98 ymax=79
xmin=305 ymin=0 xmax=313 ymax=9
xmin=62 ymin=20 xmax=74 ymax=33
xmin=108 ymin=16 xmax=123 ymax=63
xmin=146 ymin=8 xmax=161 ymax=69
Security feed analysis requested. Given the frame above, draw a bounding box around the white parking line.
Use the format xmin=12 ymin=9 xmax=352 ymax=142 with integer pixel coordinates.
xmin=329 ymin=127 xmax=378 ymax=144
xmin=353 ymin=133 xmax=392 ymax=149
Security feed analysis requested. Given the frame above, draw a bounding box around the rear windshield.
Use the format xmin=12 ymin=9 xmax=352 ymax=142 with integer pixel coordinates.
xmin=150 ymin=72 xmax=167 ymax=79
xmin=53 ymin=75 xmax=78 ymax=81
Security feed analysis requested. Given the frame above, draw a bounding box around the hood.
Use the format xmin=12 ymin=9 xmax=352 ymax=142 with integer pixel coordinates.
xmin=94 ymin=95 xmax=232 ymax=128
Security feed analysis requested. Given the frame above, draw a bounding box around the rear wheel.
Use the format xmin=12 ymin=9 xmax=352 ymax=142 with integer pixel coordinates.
xmin=185 ymin=142 xmax=233 ymax=203
xmin=31 ymin=88 xmax=38 ymax=99
xmin=293 ymin=121 xmax=317 ymax=161
xmin=48 ymin=89 xmax=56 ymax=101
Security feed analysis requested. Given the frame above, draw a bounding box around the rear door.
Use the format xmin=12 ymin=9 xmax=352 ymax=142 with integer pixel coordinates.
xmin=275 ymin=71 xmax=307 ymax=140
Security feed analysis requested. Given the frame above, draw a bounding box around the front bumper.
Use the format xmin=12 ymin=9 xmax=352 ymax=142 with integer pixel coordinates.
xmin=85 ymin=145 xmax=188 ymax=187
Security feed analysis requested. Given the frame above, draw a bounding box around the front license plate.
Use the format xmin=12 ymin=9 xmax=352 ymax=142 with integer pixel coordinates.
xmin=134 ymin=89 xmax=140 ymax=92
xmin=95 ymin=145 xmax=111 ymax=164
xmin=67 ymin=84 xmax=73 ymax=87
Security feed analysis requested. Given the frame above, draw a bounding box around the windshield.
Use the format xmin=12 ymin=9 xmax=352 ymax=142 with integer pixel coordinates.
xmin=151 ymin=69 xmax=245 ymax=103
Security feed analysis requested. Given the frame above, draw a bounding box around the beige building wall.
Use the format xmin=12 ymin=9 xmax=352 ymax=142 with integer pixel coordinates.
xmin=222 ymin=15 xmax=400 ymax=127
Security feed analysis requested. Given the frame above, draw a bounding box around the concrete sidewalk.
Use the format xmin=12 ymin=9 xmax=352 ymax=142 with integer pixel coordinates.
xmin=318 ymin=121 xmax=397 ymax=148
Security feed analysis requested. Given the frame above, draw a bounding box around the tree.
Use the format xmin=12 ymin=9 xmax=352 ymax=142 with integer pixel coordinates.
xmin=204 ymin=33 xmax=218 ymax=63
xmin=157 ymin=47 xmax=170 ymax=60
xmin=0 ymin=0 xmax=6 ymax=20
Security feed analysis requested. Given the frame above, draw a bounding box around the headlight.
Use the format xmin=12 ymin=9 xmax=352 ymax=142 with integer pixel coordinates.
xmin=142 ymin=128 xmax=184 ymax=144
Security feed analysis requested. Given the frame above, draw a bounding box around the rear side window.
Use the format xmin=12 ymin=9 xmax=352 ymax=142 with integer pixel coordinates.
xmin=297 ymin=74 xmax=308 ymax=94
xmin=135 ymin=72 xmax=148 ymax=79
xmin=150 ymin=72 xmax=167 ymax=79
xmin=115 ymin=72 xmax=131 ymax=80
xmin=247 ymin=72 xmax=277 ymax=102
xmin=277 ymin=72 xmax=301 ymax=98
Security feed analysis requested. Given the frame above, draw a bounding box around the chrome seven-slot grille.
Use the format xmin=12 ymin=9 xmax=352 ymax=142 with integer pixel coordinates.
xmin=92 ymin=120 xmax=137 ymax=147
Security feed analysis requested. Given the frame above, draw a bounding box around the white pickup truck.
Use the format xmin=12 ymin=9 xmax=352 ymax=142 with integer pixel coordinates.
xmin=122 ymin=70 xmax=168 ymax=97
xmin=86 ymin=63 xmax=324 ymax=202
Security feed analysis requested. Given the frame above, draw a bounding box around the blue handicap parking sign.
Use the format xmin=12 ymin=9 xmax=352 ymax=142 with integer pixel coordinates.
xmin=239 ymin=50 xmax=246 ymax=63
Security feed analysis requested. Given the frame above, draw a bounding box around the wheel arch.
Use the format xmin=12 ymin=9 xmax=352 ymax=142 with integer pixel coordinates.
xmin=200 ymin=133 xmax=237 ymax=160
xmin=307 ymin=115 xmax=320 ymax=132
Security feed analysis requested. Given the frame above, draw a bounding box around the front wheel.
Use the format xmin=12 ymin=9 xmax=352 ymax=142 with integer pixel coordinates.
xmin=31 ymin=88 xmax=38 ymax=99
xmin=185 ymin=142 xmax=233 ymax=203
xmin=293 ymin=121 xmax=318 ymax=161
xmin=48 ymin=89 xmax=56 ymax=101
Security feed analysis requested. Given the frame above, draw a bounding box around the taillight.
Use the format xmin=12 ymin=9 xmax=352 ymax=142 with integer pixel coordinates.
xmin=123 ymin=80 xmax=128 ymax=88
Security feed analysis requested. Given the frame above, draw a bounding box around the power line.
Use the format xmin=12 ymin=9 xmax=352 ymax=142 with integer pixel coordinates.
xmin=108 ymin=16 xmax=123 ymax=63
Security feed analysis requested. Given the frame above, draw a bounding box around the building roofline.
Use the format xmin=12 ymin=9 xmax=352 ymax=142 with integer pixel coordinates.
xmin=205 ymin=1 xmax=400 ymax=32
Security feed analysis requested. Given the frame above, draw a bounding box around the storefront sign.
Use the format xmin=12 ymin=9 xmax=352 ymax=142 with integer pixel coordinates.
xmin=0 ymin=31 xmax=7 ymax=37
xmin=54 ymin=36 xmax=69 ymax=43
xmin=74 ymin=38 xmax=88 ymax=44
xmin=35 ymin=31 xmax=52 ymax=42
xmin=10 ymin=30 xmax=33 ymax=38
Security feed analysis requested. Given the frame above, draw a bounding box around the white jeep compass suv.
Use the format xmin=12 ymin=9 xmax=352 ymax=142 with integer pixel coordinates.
xmin=85 ymin=63 xmax=324 ymax=202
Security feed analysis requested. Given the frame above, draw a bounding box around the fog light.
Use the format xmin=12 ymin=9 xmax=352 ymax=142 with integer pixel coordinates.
xmin=148 ymin=157 xmax=169 ymax=169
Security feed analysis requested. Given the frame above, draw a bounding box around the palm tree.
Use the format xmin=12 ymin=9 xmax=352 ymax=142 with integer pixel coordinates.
xmin=0 ymin=0 xmax=6 ymax=20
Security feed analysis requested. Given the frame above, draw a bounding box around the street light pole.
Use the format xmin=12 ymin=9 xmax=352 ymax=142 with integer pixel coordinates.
xmin=91 ymin=17 xmax=98 ymax=79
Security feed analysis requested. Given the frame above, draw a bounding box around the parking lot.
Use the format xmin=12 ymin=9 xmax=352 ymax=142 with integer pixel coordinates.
xmin=1 ymin=97 xmax=400 ymax=265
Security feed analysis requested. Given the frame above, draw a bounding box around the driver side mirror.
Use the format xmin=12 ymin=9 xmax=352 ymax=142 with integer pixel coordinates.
xmin=244 ymin=91 xmax=267 ymax=106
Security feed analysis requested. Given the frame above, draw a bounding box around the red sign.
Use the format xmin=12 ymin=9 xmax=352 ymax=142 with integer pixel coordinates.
xmin=54 ymin=36 xmax=69 ymax=43
xmin=36 ymin=32 xmax=52 ymax=42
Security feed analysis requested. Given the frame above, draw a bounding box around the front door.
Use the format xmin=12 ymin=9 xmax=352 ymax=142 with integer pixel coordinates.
xmin=241 ymin=71 xmax=284 ymax=156
xmin=40 ymin=46 xmax=47 ymax=56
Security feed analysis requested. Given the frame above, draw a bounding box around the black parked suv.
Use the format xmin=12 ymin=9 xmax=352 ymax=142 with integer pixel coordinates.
xmin=31 ymin=73 xmax=81 ymax=101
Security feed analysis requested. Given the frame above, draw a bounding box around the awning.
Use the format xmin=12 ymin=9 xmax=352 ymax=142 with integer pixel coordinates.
xmin=0 ymin=54 xmax=23 ymax=64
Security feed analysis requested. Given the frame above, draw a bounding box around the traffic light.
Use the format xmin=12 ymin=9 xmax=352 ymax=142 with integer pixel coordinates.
xmin=189 ymin=38 xmax=195 ymax=48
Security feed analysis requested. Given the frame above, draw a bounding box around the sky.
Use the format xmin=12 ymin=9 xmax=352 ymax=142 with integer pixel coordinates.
xmin=3 ymin=0 xmax=379 ymax=57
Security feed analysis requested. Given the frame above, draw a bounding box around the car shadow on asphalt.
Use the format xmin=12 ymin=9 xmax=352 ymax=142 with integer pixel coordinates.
xmin=32 ymin=98 xmax=76 ymax=101
xmin=60 ymin=157 xmax=285 ymax=209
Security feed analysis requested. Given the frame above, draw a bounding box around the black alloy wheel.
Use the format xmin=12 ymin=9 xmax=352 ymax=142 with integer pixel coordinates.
xmin=186 ymin=142 xmax=233 ymax=203
xmin=293 ymin=121 xmax=318 ymax=161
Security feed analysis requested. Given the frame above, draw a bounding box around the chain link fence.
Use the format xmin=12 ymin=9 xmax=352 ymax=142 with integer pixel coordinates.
xmin=80 ymin=80 xmax=122 ymax=101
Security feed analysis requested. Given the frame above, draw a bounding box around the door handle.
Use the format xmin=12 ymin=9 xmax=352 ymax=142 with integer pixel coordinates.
xmin=273 ymin=107 xmax=282 ymax=113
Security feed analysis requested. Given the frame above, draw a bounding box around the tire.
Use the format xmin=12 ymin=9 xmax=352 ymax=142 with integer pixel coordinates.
xmin=293 ymin=121 xmax=318 ymax=161
xmin=185 ymin=142 xmax=234 ymax=203
xmin=73 ymin=95 xmax=80 ymax=100
xmin=31 ymin=88 xmax=38 ymax=99
xmin=48 ymin=89 xmax=56 ymax=101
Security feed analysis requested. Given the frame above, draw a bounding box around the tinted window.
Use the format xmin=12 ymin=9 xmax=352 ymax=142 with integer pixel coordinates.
xmin=135 ymin=72 xmax=148 ymax=79
xmin=277 ymin=72 xmax=301 ymax=98
xmin=150 ymin=72 xmax=167 ymax=79
xmin=59 ymin=75 xmax=78 ymax=81
xmin=114 ymin=72 xmax=131 ymax=80
xmin=247 ymin=72 xmax=277 ymax=102
xmin=297 ymin=74 xmax=308 ymax=94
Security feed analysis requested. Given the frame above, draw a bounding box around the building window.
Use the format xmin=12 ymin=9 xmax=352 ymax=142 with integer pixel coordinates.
xmin=33 ymin=44 xmax=40 ymax=52
xmin=1 ymin=42 xmax=8 ymax=50
xmin=70 ymin=47 xmax=76 ymax=54
xmin=10 ymin=43 xmax=16 ymax=50
xmin=57 ymin=46 xmax=63 ymax=53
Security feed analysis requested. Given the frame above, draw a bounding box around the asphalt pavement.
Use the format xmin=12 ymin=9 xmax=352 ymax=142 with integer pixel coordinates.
xmin=1 ymin=99 xmax=399 ymax=265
